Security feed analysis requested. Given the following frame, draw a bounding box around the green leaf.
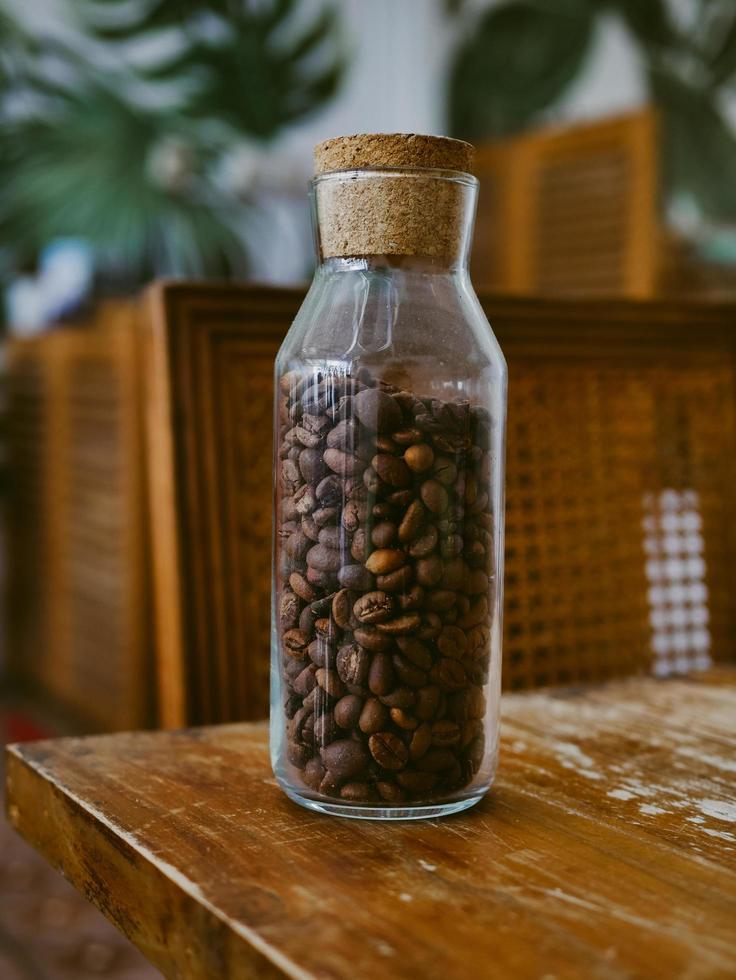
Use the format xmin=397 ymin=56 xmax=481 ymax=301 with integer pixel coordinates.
xmin=606 ymin=0 xmax=677 ymax=50
xmin=449 ymin=1 xmax=595 ymax=139
xmin=650 ymin=67 xmax=736 ymax=220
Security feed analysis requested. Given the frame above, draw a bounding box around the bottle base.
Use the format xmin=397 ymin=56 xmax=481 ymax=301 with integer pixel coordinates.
xmin=281 ymin=783 xmax=486 ymax=821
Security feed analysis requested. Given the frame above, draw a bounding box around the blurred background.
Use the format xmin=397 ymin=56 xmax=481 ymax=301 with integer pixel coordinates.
xmin=1 ymin=0 xmax=735 ymax=977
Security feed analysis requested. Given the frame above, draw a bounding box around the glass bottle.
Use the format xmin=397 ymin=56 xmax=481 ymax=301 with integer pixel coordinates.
xmin=271 ymin=134 xmax=506 ymax=819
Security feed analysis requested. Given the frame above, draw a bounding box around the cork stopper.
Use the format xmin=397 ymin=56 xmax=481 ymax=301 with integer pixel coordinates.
xmin=312 ymin=133 xmax=477 ymax=261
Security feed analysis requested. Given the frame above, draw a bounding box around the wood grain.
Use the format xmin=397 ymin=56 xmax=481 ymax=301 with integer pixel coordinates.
xmin=6 ymin=672 xmax=736 ymax=980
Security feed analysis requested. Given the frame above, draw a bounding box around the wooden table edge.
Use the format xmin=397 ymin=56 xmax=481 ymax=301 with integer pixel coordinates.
xmin=5 ymin=740 xmax=301 ymax=980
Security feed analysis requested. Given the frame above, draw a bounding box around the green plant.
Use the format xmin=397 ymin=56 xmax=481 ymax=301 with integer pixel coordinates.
xmin=449 ymin=0 xmax=736 ymax=221
xmin=0 ymin=0 xmax=346 ymax=286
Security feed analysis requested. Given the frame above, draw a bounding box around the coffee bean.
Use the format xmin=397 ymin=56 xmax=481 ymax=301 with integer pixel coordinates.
xmin=353 ymin=626 xmax=393 ymax=651
xmin=359 ymin=697 xmax=389 ymax=734
xmin=397 ymin=584 xmax=424 ymax=610
xmin=376 ymin=612 xmax=421 ymax=636
xmin=375 ymin=565 xmax=414 ymax=593
xmin=350 ymin=530 xmax=369 ymax=563
xmin=376 ymin=781 xmax=407 ymax=803
xmin=368 ymin=651 xmax=394 ymax=695
xmin=420 ymin=479 xmax=449 ymax=514
xmin=379 ymin=686 xmax=415 ymax=708
xmin=430 ymin=658 xmax=467 ymax=692
xmin=404 ymin=443 xmax=434 ymax=472
xmin=302 ymin=756 xmax=326 ymax=790
xmin=283 ymin=629 xmax=310 ymax=659
xmin=396 ymin=770 xmax=436 ymax=793
xmin=433 ymin=457 xmax=458 ymax=486
xmin=372 ymin=453 xmax=411 ymax=488
xmin=313 ymin=712 xmax=338 ymax=744
xmin=431 ymin=720 xmax=462 ymax=747
xmin=390 ymin=708 xmax=418 ymax=730
xmin=398 ymin=499 xmax=425 ymax=544
xmin=279 ymin=591 xmax=301 ymax=630
xmin=326 ymin=418 xmax=358 ymax=450
xmin=334 ymin=694 xmax=363 ymax=729
xmin=337 ymin=563 xmax=374 ymax=590
xmin=415 ymin=685 xmax=442 ymax=720
xmin=285 ymin=530 xmax=312 ymax=561
xmin=306 ymin=544 xmax=342 ymax=572
xmin=416 ymin=748 xmax=457 ymax=772
xmin=313 ymin=505 xmax=338 ymax=527
xmin=415 ymin=555 xmax=443 ymax=587
xmin=332 ymin=589 xmax=354 ymax=629
xmin=323 ymin=447 xmax=362 ymax=477
xmin=409 ymin=722 xmax=432 ymax=760
xmin=316 ymin=668 xmax=345 ymax=698
xmin=294 ymin=666 xmax=317 ymax=697
xmin=321 ymin=739 xmax=369 ymax=781
xmin=294 ymin=483 xmax=317 ymax=516
xmin=437 ymin=625 xmax=467 ymax=659
xmin=299 ymin=448 xmax=327 ymax=483
xmin=341 ymin=782 xmax=376 ymax=802
xmin=371 ymin=520 xmax=397 ymax=548
xmin=368 ymin=732 xmax=409 ymax=770
xmin=408 ymin=525 xmax=438 ymax=557
xmin=365 ymin=548 xmax=405 ymax=575
xmin=290 ymin=572 xmax=317 ymax=602
xmin=392 ymin=653 xmax=427 ymax=688
xmin=353 ymin=590 xmax=395 ymax=624
xmin=336 ymin=643 xmax=369 ymax=686
xmin=354 ymin=388 xmax=402 ymax=432
xmin=288 ymin=741 xmax=311 ymax=768
xmin=316 ymin=474 xmax=343 ymax=504
xmin=396 ymin=637 xmax=433 ymax=671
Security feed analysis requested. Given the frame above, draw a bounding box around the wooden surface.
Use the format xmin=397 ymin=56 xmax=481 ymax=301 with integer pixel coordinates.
xmin=5 ymin=304 xmax=154 ymax=730
xmin=7 ymin=671 xmax=736 ymax=980
xmin=145 ymin=282 xmax=736 ymax=726
xmin=473 ymin=110 xmax=658 ymax=297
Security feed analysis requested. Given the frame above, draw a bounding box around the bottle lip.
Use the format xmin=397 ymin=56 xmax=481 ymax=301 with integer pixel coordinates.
xmin=310 ymin=166 xmax=478 ymax=190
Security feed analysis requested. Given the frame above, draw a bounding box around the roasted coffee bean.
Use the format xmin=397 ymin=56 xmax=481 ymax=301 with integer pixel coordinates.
xmin=279 ymin=591 xmax=301 ymax=630
xmin=306 ymin=544 xmax=342 ymax=572
xmin=433 ymin=457 xmax=458 ymax=486
xmin=316 ymin=474 xmax=343 ymax=504
xmin=299 ymin=448 xmax=327 ymax=483
xmin=332 ymin=589 xmax=354 ymax=629
xmin=415 ymin=685 xmax=442 ymax=720
xmin=283 ymin=629 xmax=310 ymax=659
xmin=321 ymin=739 xmax=369 ymax=781
xmin=334 ymin=694 xmax=363 ymax=729
xmin=368 ymin=651 xmax=394 ymax=695
xmin=437 ymin=625 xmax=467 ymax=659
xmin=392 ymin=653 xmax=427 ymax=688
xmin=326 ymin=418 xmax=359 ymax=450
xmin=323 ymin=448 xmax=361 ymax=477
xmin=421 ymin=479 xmax=449 ymax=514
xmin=372 ymin=453 xmax=411 ymax=488
xmin=338 ymin=564 xmax=374 ymax=591
xmin=398 ymin=498 xmax=425 ymax=544
xmin=302 ymin=756 xmax=326 ymax=790
xmin=294 ymin=665 xmax=317 ymax=697
xmin=290 ymin=572 xmax=317 ymax=602
xmin=341 ymin=781 xmax=376 ymax=802
xmin=354 ymin=388 xmax=402 ymax=432
xmin=431 ymin=720 xmax=462 ymax=747
xmin=379 ymin=686 xmax=415 ymax=709
xmin=416 ymin=748 xmax=457 ymax=772
xmin=376 ymin=780 xmax=407 ymax=803
xmin=313 ymin=505 xmax=338 ymax=527
xmin=376 ymin=565 xmax=414 ymax=593
xmin=353 ymin=590 xmax=395 ymax=624
xmin=288 ymin=741 xmax=311 ymax=768
xmin=396 ymin=637 xmax=433 ymax=670
xmin=285 ymin=530 xmax=312 ymax=560
xmin=336 ymin=643 xmax=369 ymax=686
xmin=450 ymin=686 xmax=485 ymax=722
xmin=359 ymin=696 xmax=389 ymax=734
xmin=368 ymin=732 xmax=409 ymax=770
xmin=376 ymin=612 xmax=421 ymax=636
xmin=409 ymin=721 xmax=432 ymax=760
xmin=375 ymin=434 xmax=399 ymax=453
xmin=390 ymin=707 xmax=419 ymax=730
xmin=404 ymin=443 xmax=434 ymax=472
xmin=365 ymin=548 xmax=405 ymax=575
xmin=350 ymin=530 xmax=369 ymax=563
xmin=371 ymin=520 xmax=397 ymax=548
xmin=301 ymin=515 xmax=320 ymax=541
xmin=408 ymin=525 xmax=438 ymax=557
xmin=353 ymin=626 xmax=393 ymax=651
xmin=316 ymin=667 xmax=345 ymax=698
xmin=397 ymin=584 xmax=424 ymax=610
xmin=294 ymin=483 xmax=317 ymax=516
xmin=313 ymin=712 xmax=338 ymax=744
xmin=431 ymin=658 xmax=467 ymax=692
xmin=426 ymin=589 xmax=457 ymax=612
xmin=415 ymin=554 xmax=443 ymax=587
xmin=396 ymin=770 xmax=437 ymax=793
xmin=418 ymin=612 xmax=442 ymax=639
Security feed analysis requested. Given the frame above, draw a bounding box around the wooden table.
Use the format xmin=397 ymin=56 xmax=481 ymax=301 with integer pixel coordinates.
xmin=6 ymin=672 xmax=736 ymax=979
